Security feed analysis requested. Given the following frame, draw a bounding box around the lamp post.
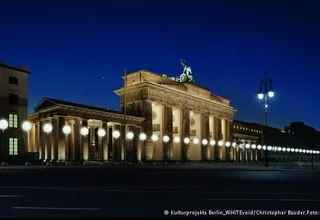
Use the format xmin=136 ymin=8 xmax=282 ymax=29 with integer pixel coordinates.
xmin=80 ymin=127 xmax=89 ymax=165
xmin=139 ymin=133 xmax=146 ymax=163
xmin=163 ymin=135 xmax=170 ymax=163
xmin=0 ymin=119 xmax=9 ymax=166
xmin=232 ymin=142 xmax=237 ymax=164
xmin=43 ymin=123 xmax=53 ymax=165
xmin=173 ymin=137 xmax=180 ymax=164
xmin=218 ymin=140 xmax=223 ymax=162
xmin=258 ymin=72 xmax=274 ymax=167
xmin=126 ymin=131 xmax=134 ymax=163
xmin=22 ymin=121 xmax=32 ymax=166
xmin=210 ymin=139 xmax=216 ymax=163
xmin=201 ymin=139 xmax=208 ymax=163
xmin=98 ymin=128 xmax=106 ymax=164
xmin=151 ymin=134 xmax=159 ymax=164
xmin=62 ymin=124 xmax=71 ymax=165
xmin=184 ymin=137 xmax=190 ymax=163
xmin=225 ymin=141 xmax=230 ymax=162
xmin=112 ymin=130 xmax=120 ymax=163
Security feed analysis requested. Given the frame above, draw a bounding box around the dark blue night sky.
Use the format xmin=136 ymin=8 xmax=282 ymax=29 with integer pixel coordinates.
xmin=1 ymin=0 xmax=319 ymax=129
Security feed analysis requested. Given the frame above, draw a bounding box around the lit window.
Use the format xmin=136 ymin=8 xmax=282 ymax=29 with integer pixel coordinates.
xmin=9 ymin=114 xmax=18 ymax=128
xmin=9 ymin=138 xmax=18 ymax=155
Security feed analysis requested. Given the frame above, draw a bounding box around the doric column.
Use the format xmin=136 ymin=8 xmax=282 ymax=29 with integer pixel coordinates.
xmin=34 ymin=122 xmax=40 ymax=159
xmin=74 ymin=119 xmax=81 ymax=162
xmin=67 ymin=120 xmax=75 ymax=161
xmin=162 ymin=105 xmax=173 ymax=161
xmin=50 ymin=117 xmax=58 ymax=161
xmin=82 ymin=120 xmax=89 ymax=161
xmin=39 ymin=120 xmax=45 ymax=160
xmin=143 ymin=100 xmax=153 ymax=160
xmin=45 ymin=119 xmax=53 ymax=161
xmin=202 ymin=114 xmax=210 ymax=161
xmin=58 ymin=117 xmax=66 ymax=161
xmin=221 ymin=118 xmax=227 ymax=161
xmin=181 ymin=109 xmax=190 ymax=161
xmin=209 ymin=116 xmax=215 ymax=161
xmin=136 ymin=126 xmax=142 ymax=162
xmin=102 ymin=122 xmax=109 ymax=161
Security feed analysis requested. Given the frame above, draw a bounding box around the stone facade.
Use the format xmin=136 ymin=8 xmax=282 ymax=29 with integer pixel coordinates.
xmin=27 ymin=98 xmax=144 ymax=163
xmin=114 ymin=70 xmax=238 ymax=162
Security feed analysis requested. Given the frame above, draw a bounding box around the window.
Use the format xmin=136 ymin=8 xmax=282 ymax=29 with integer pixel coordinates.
xmin=8 ymin=76 xmax=18 ymax=85
xmin=9 ymin=94 xmax=18 ymax=105
xmin=9 ymin=114 xmax=18 ymax=128
xmin=9 ymin=138 xmax=18 ymax=155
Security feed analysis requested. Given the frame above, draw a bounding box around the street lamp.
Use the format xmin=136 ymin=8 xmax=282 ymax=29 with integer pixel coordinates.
xmin=163 ymin=135 xmax=170 ymax=163
xmin=0 ymin=119 xmax=9 ymax=166
xmin=139 ymin=133 xmax=147 ymax=163
xmin=151 ymin=134 xmax=159 ymax=163
xmin=112 ymin=130 xmax=120 ymax=163
xmin=126 ymin=131 xmax=134 ymax=163
xmin=62 ymin=125 xmax=71 ymax=165
xmin=232 ymin=142 xmax=237 ymax=163
xmin=202 ymin=139 xmax=208 ymax=162
xmin=22 ymin=121 xmax=32 ymax=166
xmin=258 ymin=72 xmax=274 ymax=167
xmin=97 ymin=128 xmax=106 ymax=164
xmin=80 ymin=127 xmax=89 ymax=164
xmin=183 ymin=137 xmax=190 ymax=163
xmin=193 ymin=138 xmax=199 ymax=144
xmin=43 ymin=123 xmax=53 ymax=163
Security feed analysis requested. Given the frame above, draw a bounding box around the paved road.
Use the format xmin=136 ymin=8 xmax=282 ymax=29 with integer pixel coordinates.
xmin=0 ymin=165 xmax=320 ymax=218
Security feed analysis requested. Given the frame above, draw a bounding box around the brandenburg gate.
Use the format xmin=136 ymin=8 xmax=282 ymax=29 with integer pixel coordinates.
xmin=115 ymin=60 xmax=237 ymax=162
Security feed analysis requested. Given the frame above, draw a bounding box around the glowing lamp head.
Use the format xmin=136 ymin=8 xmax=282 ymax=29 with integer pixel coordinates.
xmin=251 ymin=144 xmax=256 ymax=149
xmin=139 ymin=133 xmax=147 ymax=141
xmin=302 ymin=149 xmax=306 ymax=153
xmin=290 ymin=148 xmax=294 ymax=152
xmin=286 ymin=148 xmax=290 ymax=152
xmin=43 ymin=123 xmax=53 ymax=134
xmin=22 ymin=121 xmax=32 ymax=132
xmin=62 ymin=125 xmax=71 ymax=135
xmin=0 ymin=119 xmax=8 ymax=131
xmin=282 ymin=147 xmax=286 ymax=152
xmin=225 ymin=141 xmax=231 ymax=147
xmin=126 ymin=131 xmax=134 ymax=140
xmin=258 ymin=93 xmax=264 ymax=100
xmin=262 ymin=145 xmax=266 ymax=150
xmin=163 ymin=135 xmax=170 ymax=143
xmin=267 ymin=146 xmax=272 ymax=151
xmin=295 ymin=149 xmax=299 ymax=153
xmin=173 ymin=136 xmax=180 ymax=143
xmin=298 ymin=149 xmax=302 ymax=153
xmin=202 ymin=139 xmax=208 ymax=146
xmin=277 ymin=147 xmax=282 ymax=152
xmin=210 ymin=140 xmax=216 ymax=146
xmin=257 ymin=145 xmax=262 ymax=150
xmin=268 ymin=91 xmax=274 ymax=98
xmin=218 ymin=140 xmax=223 ymax=147
xmin=80 ymin=127 xmax=89 ymax=136
xmin=245 ymin=143 xmax=250 ymax=149
xmin=306 ymin=150 xmax=310 ymax=154
xmin=232 ymin=142 xmax=237 ymax=148
xmin=151 ymin=134 xmax=159 ymax=142
xmin=98 ymin=128 xmax=106 ymax=137
xmin=193 ymin=138 xmax=199 ymax=144
xmin=112 ymin=130 xmax=120 ymax=139
xmin=183 ymin=137 xmax=190 ymax=144
xmin=313 ymin=150 xmax=316 ymax=154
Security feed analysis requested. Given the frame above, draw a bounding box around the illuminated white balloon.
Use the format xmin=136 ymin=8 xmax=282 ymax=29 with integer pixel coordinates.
xmin=22 ymin=121 xmax=32 ymax=132
xmin=80 ymin=127 xmax=89 ymax=136
xmin=184 ymin=137 xmax=190 ymax=144
xmin=139 ymin=133 xmax=147 ymax=141
xmin=210 ymin=140 xmax=216 ymax=146
xmin=163 ymin=135 xmax=170 ymax=143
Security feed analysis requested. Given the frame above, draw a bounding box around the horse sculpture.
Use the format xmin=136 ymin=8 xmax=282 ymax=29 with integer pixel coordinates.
xmin=179 ymin=59 xmax=194 ymax=83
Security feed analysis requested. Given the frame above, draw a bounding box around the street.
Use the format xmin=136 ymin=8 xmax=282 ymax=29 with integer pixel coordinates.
xmin=0 ymin=164 xmax=319 ymax=218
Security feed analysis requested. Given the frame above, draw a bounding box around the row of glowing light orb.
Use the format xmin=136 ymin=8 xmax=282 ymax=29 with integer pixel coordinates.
xmin=0 ymin=119 xmax=319 ymax=155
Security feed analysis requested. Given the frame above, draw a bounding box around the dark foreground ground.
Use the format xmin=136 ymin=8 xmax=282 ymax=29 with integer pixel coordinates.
xmin=0 ymin=163 xmax=320 ymax=218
